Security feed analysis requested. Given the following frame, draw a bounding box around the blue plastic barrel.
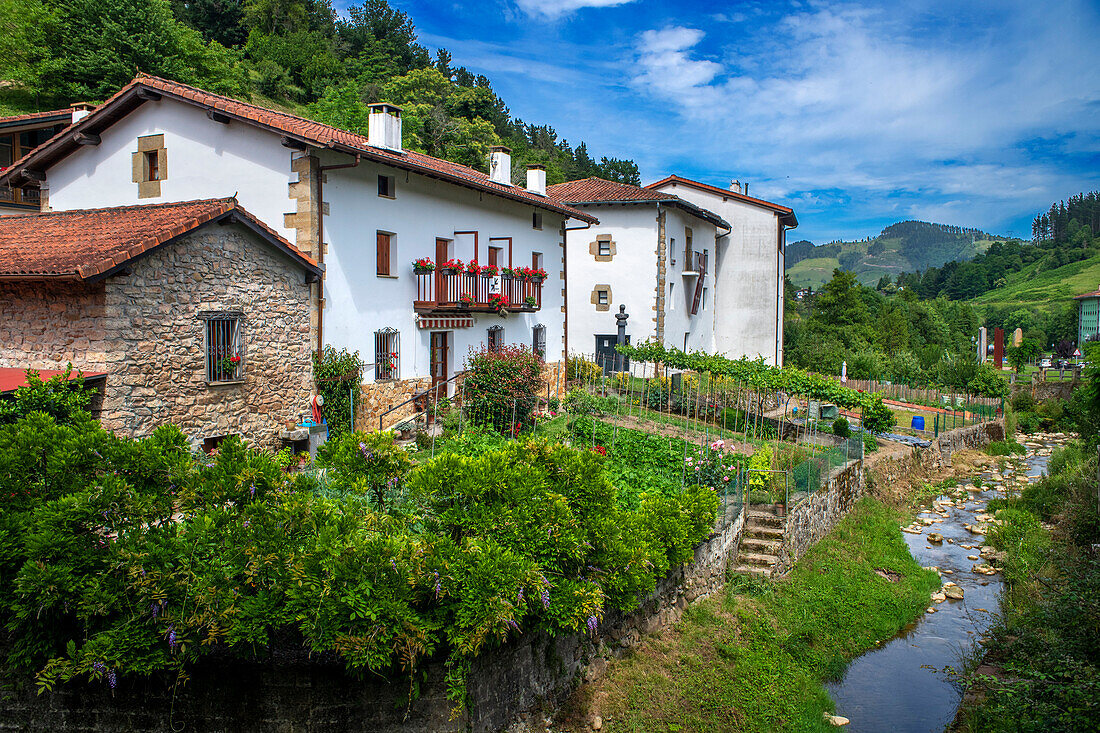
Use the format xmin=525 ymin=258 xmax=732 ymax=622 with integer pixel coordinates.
xmin=911 ymin=415 xmax=925 ymax=430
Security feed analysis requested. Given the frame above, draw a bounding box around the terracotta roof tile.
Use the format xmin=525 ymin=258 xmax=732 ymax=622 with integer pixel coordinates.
xmin=0 ymin=75 xmax=597 ymax=224
xmin=548 ymin=176 xmax=730 ymax=229
xmin=0 ymin=109 xmax=72 ymax=127
xmin=0 ymin=198 xmax=318 ymax=279
xmin=1073 ymin=290 xmax=1100 ymax=299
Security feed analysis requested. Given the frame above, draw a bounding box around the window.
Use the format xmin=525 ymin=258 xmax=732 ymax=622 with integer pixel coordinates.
xmin=146 ymin=150 xmax=160 ymax=181
xmin=533 ymin=324 xmax=546 ymax=358
xmin=488 ymin=246 xmax=503 ymax=268
xmin=702 ymin=287 xmax=708 ymax=311
xmin=376 ymin=232 xmax=392 ymax=276
xmin=669 ymin=282 xmax=675 ymax=310
xmin=487 ymin=325 xmax=504 ymax=352
xmin=597 ymin=290 xmax=609 ymax=306
xmin=378 ymin=174 xmax=395 ymax=198
xmin=532 ymin=252 xmax=543 ymax=270
xmin=685 ymin=227 xmax=693 ymax=264
xmin=374 ymin=328 xmax=399 ymax=380
xmin=532 ymin=211 xmax=543 ymax=230
xmin=598 ymin=240 xmax=611 ymax=257
xmin=204 ymin=314 xmax=242 ymax=383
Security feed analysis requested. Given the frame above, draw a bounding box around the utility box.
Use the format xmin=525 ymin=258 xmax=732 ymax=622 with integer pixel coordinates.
xmin=807 ymin=402 xmax=839 ymax=421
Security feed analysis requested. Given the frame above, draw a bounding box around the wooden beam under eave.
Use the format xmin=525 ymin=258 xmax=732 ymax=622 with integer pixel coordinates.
xmin=22 ymin=170 xmax=46 ymax=183
xmin=207 ymin=110 xmax=231 ymax=125
xmin=74 ymin=132 xmax=101 ymax=146
xmin=281 ymin=136 xmax=307 ymax=151
xmin=135 ymin=88 xmax=162 ymax=101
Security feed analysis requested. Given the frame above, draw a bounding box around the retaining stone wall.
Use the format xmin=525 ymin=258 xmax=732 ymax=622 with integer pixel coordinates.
xmin=0 ymin=506 xmax=745 ymax=733
xmin=775 ymin=458 xmax=865 ymax=575
xmin=359 ymin=376 xmax=433 ymax=431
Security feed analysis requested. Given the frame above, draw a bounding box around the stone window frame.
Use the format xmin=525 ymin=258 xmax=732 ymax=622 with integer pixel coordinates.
xmin=132 ymin=134 xmax=167 ymax=199
xmin=590 ymin=234 xmax=615 ymax=262
xmin=374 ymin=327 xmax=400 ymax=381
xmin=200 ymin=310 xmax=245 ymax=385
xmin=591 ymin=284 xmax=611 ymax=312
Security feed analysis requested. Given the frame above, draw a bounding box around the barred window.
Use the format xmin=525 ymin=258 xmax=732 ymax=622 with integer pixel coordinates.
xmin=375 ymin=328 xmax=400 ymax=380
xmin=488 ymin=325 xmax=504 ymax=352
xmin=598 ymin=240 xmax=611 ymax=257
xmin=203 ymin=314 xmax=242 ymax=383
xmin=532 ymin=324 xmax=546 ymax=358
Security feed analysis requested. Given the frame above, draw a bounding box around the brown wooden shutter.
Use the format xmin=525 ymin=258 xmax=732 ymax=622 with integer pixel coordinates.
xmin=377 ymin=233 xmax=390 ymax=275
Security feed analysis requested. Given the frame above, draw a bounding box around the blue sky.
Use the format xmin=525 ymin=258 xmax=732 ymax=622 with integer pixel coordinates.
xmin=363 ymin=0 xmax=1099 ymax=244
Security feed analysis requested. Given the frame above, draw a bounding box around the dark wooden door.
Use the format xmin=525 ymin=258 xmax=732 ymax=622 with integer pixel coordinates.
xmin=430 ymin=332 xmax=449 ymax=394
xmin=595 ymin=334 xmax=630 ymax=375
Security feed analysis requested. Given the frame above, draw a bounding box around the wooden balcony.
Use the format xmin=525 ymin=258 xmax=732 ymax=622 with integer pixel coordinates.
xmin=414 ymin=271 xmax=544 ymax=313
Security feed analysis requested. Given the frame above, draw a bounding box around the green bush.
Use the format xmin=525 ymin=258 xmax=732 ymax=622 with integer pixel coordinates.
xmin=314 ymin=430 xmax=413 ymax=510
xmin=863 ymin=432 xmax=879 ymax=453
xmin=312 ymin=346 xmax=365 ymax=438
xmin=832 ymin=416 xmax=851 ymax=438
xmin=1016 ymin=411 xmax=1040 ymax=434
xmin=986 ymin=439 xmax=1026 ymax=456
xmin=0 ymin=366 xmax=94 ymax=426
xmin=1010 ymin=391 xmax=1036 ymax=413
xmin=463 ymin=345 xmax=543 ymax=433
xmin=566 ymin=356 xmax=601 ymax=384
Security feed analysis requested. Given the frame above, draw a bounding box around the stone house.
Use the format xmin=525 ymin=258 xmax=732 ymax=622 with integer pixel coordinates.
xmin=0 ymin=74 xmax=597 ymax=430
xmin=547 ymin=177 xmax=730 ymax=369
xmin=0 ymin=198 xmax=321 ymax=451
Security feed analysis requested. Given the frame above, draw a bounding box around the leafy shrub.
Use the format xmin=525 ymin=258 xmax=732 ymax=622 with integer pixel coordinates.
xmin=986 ymin=439 xmax=1026 ymax=456
xmin=748 ymin=444 xmax=774 ymax=494
xmin=610 ymin=371 xmax=631 ymax=391
xmin=464 ymin=345 xmax=543 ymax=432
xmin=832 ymin=416 xmax=851 ymax=438
xmin=987 ymin=508 xmax=1050 ymax=586
xmin=646 ymin=375 xmax=672 ymax=409
xmin=686 ymin=441 xmax=746 ymax=494
xmin=1010 ymin=391 xmax=1036 ymax=413
xmin=563 ymin=388 xmax=620 ymax=417
xmin=566 ymin=356 xmax=601 ymax=384
xmin=315 ymin=430 xmax=413 ymax=510
xmin=0 ymin=366 xmax=94 ymax=426
xmin=1016 ymin=411 xmax=1040 ymax=434
xmin=313 ymin=346 xmax=365 ymax=438
xmin=863 ymin=432 xmax=879 ymax=453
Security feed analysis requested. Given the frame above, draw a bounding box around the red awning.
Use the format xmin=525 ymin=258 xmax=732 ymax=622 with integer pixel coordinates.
xmin=0 ymin=367 xmax=107 ymax=393
xmin=417 ymin=316 xmax=474 ymax=329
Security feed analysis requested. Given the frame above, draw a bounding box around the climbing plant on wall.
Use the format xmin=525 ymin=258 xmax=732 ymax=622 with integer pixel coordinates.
xmin=313 ymin=346 xmax=365 ymax=437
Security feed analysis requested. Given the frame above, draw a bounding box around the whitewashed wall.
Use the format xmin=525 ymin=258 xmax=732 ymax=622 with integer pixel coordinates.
xmin=652 ymin=181 xmax=785 ymax=365
xmin=660 ymin=205 xmax=719 ymax=354
xmin=320 ymin=151 xmax=566 ymax=384
xmin=44 ymin=101 xmax=297 ymax=242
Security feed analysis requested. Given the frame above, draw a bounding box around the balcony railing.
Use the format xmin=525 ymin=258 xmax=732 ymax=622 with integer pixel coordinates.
xmin=414 ymin=271 xmax=543 ymax=313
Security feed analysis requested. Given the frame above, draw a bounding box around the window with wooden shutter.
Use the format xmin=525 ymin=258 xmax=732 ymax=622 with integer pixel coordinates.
xmin=376 ymin=232 xmax=391 ymax=276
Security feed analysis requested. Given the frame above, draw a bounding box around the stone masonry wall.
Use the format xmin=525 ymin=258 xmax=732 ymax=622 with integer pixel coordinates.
xmin=774 ymin=458 xmax=865 ymax=575
xmin=359 ymin=376 xmax=433 ymax=431
xmin=0 ymin=505 xmax=745 ymax=733
xmin=0 ymin=281 xmax=108 ymax=372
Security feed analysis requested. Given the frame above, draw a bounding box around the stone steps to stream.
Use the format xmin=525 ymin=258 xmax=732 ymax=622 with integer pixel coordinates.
xmin=733 ymin=506 xmax=785 ymax=579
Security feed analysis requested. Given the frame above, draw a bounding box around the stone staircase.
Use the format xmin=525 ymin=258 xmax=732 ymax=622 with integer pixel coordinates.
xmin=731 ymin=508 xmax=784 ymax=578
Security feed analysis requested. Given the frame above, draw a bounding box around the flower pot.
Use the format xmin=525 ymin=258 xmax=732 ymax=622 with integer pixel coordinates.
xmin=413 ymin=267 xmax=432 ymax=275
xmin=439 ymin=267 xmax=457 ymax=276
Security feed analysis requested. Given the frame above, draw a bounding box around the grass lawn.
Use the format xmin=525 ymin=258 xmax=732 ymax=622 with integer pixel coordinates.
xmin=562 ymin=497 xmax=940 ymax=732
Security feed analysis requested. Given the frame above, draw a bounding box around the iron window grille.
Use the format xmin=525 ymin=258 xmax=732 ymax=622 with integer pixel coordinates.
xmin=203 ymin=312 xmax=243 ymax=383
xmin=488 ymin=325 xmax=504 ymax=352
xmin=597 ymin=290 xmax=609 ymax=305
xmin=375 ymin=328 xmax=400 ymax=380
xmin=533 ymin=324 xmax=546 ymax=358
xmin=598 ymin=241 xmax=611 ymax=257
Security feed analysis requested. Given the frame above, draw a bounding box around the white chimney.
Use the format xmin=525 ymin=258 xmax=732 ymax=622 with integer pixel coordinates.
xmin=70 ymin=102 xmax=95 ymax=124
xmin=367 ymin=103 xmax=403 ymax=151
xmin=526 ymin=164 xmax=546 ymax=195
xmin=729 ymin=179 xmax=742 ymax=194
xmin=489 ymin=146 xmax=512 ymax=186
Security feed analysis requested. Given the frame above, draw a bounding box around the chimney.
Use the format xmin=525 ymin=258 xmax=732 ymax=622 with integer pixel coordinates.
xmin=367 ymin=103 xmax=403 ymax=151
xmin=489 ymin=146 xmax=512 ymax=186
xmin=526 ymin=164 xmax=546 ymax=195
xmin=729 ymin=179 xmax=742 ymax=194
xmin=70 ymin=102 xmax=95 ymax=124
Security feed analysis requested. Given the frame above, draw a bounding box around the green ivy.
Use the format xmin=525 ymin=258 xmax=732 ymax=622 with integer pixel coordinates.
xmin=312 ymin=346 xmax=365 ymax=437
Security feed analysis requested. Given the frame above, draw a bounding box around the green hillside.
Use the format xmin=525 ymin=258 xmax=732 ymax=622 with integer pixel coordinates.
xmin=971 ymin=252 xmax=1100 ymax=313
xmin=786 ymin=222 xmax=1000 ymax=289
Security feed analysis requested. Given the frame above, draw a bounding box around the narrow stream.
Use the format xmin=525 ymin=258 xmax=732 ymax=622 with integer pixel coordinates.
xmin=825 ymin=435 xmax=1066 ymax=732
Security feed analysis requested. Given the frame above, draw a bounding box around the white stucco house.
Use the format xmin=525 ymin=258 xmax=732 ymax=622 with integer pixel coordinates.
xmin=548 ymin=177 xmax=731 ymax=369
xmin=0 ymin=75 xmax=596 ymax=430
xmin=646 ymin=176 xmax=797 ymax=366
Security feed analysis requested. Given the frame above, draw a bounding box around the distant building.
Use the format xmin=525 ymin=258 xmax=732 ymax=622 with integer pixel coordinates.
xmin=0 ymin=104 xmax=92 ymax=214
xmin=1075 ymin=285 xmax=1100 ymax=345
xmin=548 ymin=177 xmax=729 ymax=367
xmin=794 ymin=287 xmax=812 ymax=301
xmin=646 ymin=176 xmax=797 ymax=365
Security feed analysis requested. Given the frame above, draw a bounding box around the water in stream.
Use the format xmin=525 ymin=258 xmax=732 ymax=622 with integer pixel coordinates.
xmin=826 ymin=435 xmax=1067 ymax=732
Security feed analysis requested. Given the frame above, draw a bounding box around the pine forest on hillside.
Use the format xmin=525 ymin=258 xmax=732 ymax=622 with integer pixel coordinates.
xmin=0 ymin=0 xmax=640 ymax=185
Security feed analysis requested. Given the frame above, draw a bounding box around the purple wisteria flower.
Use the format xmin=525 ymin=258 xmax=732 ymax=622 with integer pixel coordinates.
xmin=107 ymin=671 xmax=117 ymax=690
xmin=586 ymin=615 xmax=598 ymax=633
xmin=433 ymin=571 xmax=442 ymax=599
xmin=167 ymin=626 xmax=178 ymax=649
xmin=516 ymin=587 xmax=524 ymax=605
xmin=506 ymin=619 xmax=520 ymax=631
xmin=249 ymin=483 xmax=256 ymax=498
xmin=92 ymin=661 xmax=106 ymax=674
xmin=540 ymin=588 xmax=550 ymax=610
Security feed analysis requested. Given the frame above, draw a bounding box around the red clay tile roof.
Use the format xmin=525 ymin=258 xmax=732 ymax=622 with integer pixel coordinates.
xmin=0 ymin=75 xmax=597 ymax=224
xmin=0 ymin=198 xmax=319 ymax=280
xmin=0 ymin=367 xmax=106 ymax=394
xmin=1073 ymin=290 xmax=1100 ymax=299
xmin=646 ymin=174 xmax=797 ymax=227
xmin=548 ymin=176 xmax=729 ymax=229
xmin=0 ymin=109 xmax=73 ymax=129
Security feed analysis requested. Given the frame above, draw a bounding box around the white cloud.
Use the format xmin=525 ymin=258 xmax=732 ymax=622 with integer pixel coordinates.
xmin=514 ymin=0 xmax=637 ymax=19
xmin=628 ymin=1 xmax=1100 ymax=240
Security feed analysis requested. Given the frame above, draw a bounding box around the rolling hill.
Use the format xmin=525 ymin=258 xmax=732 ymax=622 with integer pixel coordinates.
xmin=786 ymin=221 xmax=1006 ymax=289
xmin=970 ymin=252 xmax=1100 ymax=314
